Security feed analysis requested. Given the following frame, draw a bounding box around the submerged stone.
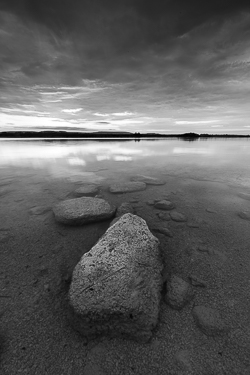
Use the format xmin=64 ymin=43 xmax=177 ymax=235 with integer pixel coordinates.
xmin=109 ymin=182 xmax=146 ymax=194
xmin=238 ymin=211 xmax=250 ymax=221
xmin=68 ymin=213 xmax=163 ymax=342
xmin=29 ymin=206 xmax=51 ymax=215
xmin=146 ymin=200 xmax=155 ymax=206
xmin=157 ymin=212 xmax=171 ymax=221
xmin=152 ymin=227 xmax=173 ymax=238
xmin=188 ymin=275 xmax=207 ymax=288
xmin=165 ymin=275 xmax=194 ymax=310
xmin=154 ymin=200 xmax=175 ymax=210
xmin=238 ymin=192 xmax=250 ymax=201
xmin=53 ymin=197 xmax=116 ymax=225
xmin=130 ymin=175 xmax=166 ymax=185
xmin=170 ymin=211 xmax=187 ymax=222
xmin=192 ymin=305 xmax=228 ymax=336
xmin=175 ymin=350 xmax=192 ymax=371
xmin=74 ymin=184 xmax=99 ymax=197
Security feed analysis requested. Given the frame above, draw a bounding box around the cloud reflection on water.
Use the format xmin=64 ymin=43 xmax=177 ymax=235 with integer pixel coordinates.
xmin=0 ymin=139 xmax=250 ymax=180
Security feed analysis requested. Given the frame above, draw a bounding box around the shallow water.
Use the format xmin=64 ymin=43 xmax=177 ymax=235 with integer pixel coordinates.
xmin=1 ymin=138 xmax=250 ymax=374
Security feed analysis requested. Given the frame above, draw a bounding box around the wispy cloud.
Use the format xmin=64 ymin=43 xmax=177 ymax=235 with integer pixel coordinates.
xmin=62 ymin=108 xmax=83 ymax=114
xmin=112 ymin=112 xmax=134 ymax=116
xmin=176 ymin=120 xmax=220 ymax=125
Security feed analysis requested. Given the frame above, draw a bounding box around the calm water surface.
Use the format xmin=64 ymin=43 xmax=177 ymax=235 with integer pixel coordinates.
xmin=1 ymin=138 xmax=250 ymax=374
xmin=1 ymin=137 xmax=250 ymax=255
xmin=1 ymin=138 xmax=250 ymax=226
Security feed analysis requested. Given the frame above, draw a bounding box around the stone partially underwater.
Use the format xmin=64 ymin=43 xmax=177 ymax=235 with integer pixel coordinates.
xmin=53 ymin=197 xmax=116 ymax=225
xmin=68 ymin=213 xmax=163 ymax=343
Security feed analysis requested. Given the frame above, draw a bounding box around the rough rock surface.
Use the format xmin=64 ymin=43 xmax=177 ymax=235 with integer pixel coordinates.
xmin=130 ymin=175 xmax=166 ymax=185
xmin=109 ymin=182 xmax=146 ymax=194
xmin=192 ymin=305 xmax=228 ymax=336
xmin=154 ymin=200 xmax=175 ymax=210
xmin=74 ymin=184 xmax=99 ymax=197
xmin=165 ymin=275 xmax=194 ymax=310
xmin=53 ymin=197 xmax=116 ymax=225
xmin=68 ymin=213 xmax=163 ymax=342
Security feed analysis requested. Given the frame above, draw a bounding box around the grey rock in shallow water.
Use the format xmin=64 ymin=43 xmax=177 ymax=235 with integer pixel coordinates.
xmin=29 ymin=206 xmax=51 ymax=215
xmin=238 ymin=211 xmax=250 ymax=221
xmin=170 ymin=211 xmax=187 ymax=222
xmin=157 ymin=212 xmax=171 ymax=221
xmin=154 ymin=200 xmax=175 ymax=210
xmin=130 ymin=175 xmax=166 ymax=185
xmin=53 ymin=197 xmax=116 ymax=225
xmin=68 ymin=213 xmax=163 ymax=342
xmin=238 ymin=192 xmax=250 ymax=201
xmin=152 ymin=226 xmax=173 ymax=238
xmin=165 ymin=275 xmax=194 ymax=310
xmin=74 ymin=184 xmax=99 ymax=197
xmin=109 ymin=182 xmax=146 ymax=194
xmin=192 ymin=305 xmax=229 ymax=336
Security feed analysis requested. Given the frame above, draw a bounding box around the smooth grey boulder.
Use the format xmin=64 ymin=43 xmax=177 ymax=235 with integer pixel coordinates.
xmin=53 ymin=197 xmax=116 ymax=225
xmin=74 ymin=184 xmax=99 ymax=197
xmin=130 ymin=175 xmax=166 ymax=185
xmin=68 ymin=213 xmax=163 ymax=342
xmin=109 ymin=182 xmax=146 ymax=194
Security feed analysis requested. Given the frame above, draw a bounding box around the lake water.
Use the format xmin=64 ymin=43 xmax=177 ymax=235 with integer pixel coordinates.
xmin=1 ymin=138 xmax=250 ymax=374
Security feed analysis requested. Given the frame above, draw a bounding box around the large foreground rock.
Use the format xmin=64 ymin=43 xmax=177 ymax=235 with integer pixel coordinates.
xmin=109 ymin=182 xmax=146 ymax=194
xmin=68 ymin=213 xmax=163 ymax=342
xmin=53 ymin=197 xmax=116 ymax=225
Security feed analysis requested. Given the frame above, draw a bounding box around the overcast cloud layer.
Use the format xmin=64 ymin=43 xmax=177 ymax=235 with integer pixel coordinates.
xmin=1 ymin=0 xmax=250 ymax=134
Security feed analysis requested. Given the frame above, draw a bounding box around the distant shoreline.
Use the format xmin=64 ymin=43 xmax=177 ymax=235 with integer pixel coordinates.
xmin=0 ymin=131 xmax=250 ymax=139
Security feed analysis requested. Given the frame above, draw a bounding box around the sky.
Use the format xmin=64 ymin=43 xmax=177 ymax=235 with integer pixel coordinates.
xmin=1 ymin=0 xmax=250 ymax=134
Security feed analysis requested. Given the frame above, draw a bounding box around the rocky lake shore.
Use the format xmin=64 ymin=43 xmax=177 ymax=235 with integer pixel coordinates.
xmin=0 ymin=170 xmax=250 ymax=375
